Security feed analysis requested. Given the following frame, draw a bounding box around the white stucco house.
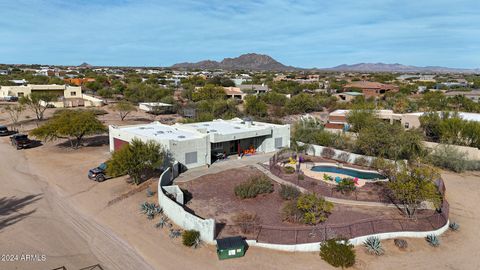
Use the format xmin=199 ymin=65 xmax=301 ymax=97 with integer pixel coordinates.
xmin=0 ymin=84 xmax=104 ymax=107
xmin=109 ymin=118 xmax=291 ymax=169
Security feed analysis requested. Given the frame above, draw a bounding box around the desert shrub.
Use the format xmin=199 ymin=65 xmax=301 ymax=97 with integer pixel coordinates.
xmin=428 ymin=145 xmax=467 ymax=172
xmin=298 ymin=173 xmax=304 ymax=181
xmin=234 ymin=175 xmax=274 ymax=199
xmin=336 ymin=178 xmax=356 ymax=194
xmin=232 ymin=211 xmax=259 ymax=233
xmin=465 ymin=160 xmax=480 ymax=171
xmin=281 ymin=200 xmax=304 ymax=223
xmin=321 ymin=147 xmax=336 ymax=159
xmin=354 ymin=156 xmax=369 ymax=167
xmin=89 ymin=108 xmax=109 ymax=115
xmin=182 ymin=230 xmax=200 ymax=246
xmin=284 ymin=166 xmax=295 ymax=174
xmin=279 ymin=184 xmax=301 ymax=200
xmin=394 ymin=239 xmax=408 ymax=249
xmin=320 ymin=239 xmax=356 ymax=269
xmin=337 ymin=152 xmax=350 ymax=163
xmin=283 ymin=193 xmax=333 ymax=224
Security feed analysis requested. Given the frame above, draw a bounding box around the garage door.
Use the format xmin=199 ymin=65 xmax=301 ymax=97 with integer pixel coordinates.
xmin=113 ymin=138 xmax=129 ymax=151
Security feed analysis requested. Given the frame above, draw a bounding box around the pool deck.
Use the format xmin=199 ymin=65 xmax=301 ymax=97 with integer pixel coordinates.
xmin=300 ymin=162 xmax=387 ymax=188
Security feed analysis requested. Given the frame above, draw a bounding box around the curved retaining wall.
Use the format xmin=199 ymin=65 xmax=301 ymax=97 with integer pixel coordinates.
xmin=157 ymin=167 xmax=216 ymax=243
xmin=246 ymin=220 xmax=450 ymax=252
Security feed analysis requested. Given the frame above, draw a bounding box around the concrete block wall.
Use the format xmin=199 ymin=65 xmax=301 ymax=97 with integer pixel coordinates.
xmin=157 ymin=168 xmax=216 ymax=243
xmin=299 ymin=142 xmax=376 ymax=165
xmin=246 ymin=220 xmax=450 ymax=252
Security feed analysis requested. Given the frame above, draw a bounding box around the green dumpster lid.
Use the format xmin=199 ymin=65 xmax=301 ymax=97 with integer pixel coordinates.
xmin=216 ymin=236 xmax=245 ymax=250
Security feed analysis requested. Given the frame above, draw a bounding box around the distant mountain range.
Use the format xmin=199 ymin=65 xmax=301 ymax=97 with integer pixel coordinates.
xmin=324 ymin=63 xmax=480 ymax=74
xmin=171 ymin=53 xmax=297 ymax=71
xmin=171 ymin=53 xmax=480 ymax=73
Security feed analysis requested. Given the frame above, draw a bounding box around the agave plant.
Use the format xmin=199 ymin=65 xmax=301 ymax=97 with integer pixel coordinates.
xmin=169 ymin=229 xmax=182 ymax=239
xmin=155 ymin=216 xmax=170 ymax=229
xmin=140 ymin=202 xmax=162 ymax=219
xmin=146 ymin=188 xmax=155 ymax=197
xmin=363 ymin=236 xmax=384 ymax=255
xmin=426 ymin=234 xmax=440 ymax=247
xmin=449 ymin=222 xmax=460 ymax=231
xmin=394 ymin=239 xmax=408 ymax=249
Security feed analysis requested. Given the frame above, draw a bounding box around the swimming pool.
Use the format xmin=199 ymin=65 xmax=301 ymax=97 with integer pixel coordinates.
xmin=311 ymin=165 xmax=386 ymax=180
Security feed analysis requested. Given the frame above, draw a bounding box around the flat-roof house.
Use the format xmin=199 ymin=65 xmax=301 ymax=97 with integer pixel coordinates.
xmin=109 ymin=118 xmax=290 ymax=169
xmin=239 ymin=84 xmax=269 ymax=94
xmin=139 ymin=102 xmax=174 ymax=114
xmin=444 ymin=90 xmax=480 ymax=103
xmin=0 ymin=84 xmax=104 ymax=108
xmin=344 ymin=81 xmax=399 ymax=98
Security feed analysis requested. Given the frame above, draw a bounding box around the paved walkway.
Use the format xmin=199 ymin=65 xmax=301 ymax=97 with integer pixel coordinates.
xmin=253 ymin=164 xmax=403 ymax=209
xmin=174 ymin=153 xmax=271 ymax=183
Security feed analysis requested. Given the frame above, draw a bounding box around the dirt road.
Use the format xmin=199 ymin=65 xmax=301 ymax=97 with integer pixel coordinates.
xmin=0 ymin=139 xmax=155 ymax=270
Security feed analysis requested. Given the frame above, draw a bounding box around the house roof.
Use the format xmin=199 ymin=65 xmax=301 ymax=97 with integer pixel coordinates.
xmin=344 ymin=81 xmax=398 ymax=90
xmin=340 ymin=92 xmax=363 ymax=96
xmin=223 ymin=87 xmax=245 ymax=95
xmin=216 ymin=236 xmax=245 ymax=250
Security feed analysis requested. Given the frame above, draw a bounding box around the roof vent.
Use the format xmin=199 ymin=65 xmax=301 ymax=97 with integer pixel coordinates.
xmin=234 ymin=126 xmax=241 ymax=129
xmin=178 ymin=135 xmax=186 ymax=139
xmin=210 ymin=129 xmax=217 ymax=132
xmin=203 ymin=124 xmax=210 ymax=126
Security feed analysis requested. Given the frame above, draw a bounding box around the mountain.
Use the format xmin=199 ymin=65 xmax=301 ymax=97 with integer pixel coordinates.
xmin=171 ymin=53 xmax=298 ymax=71
xmin=324 ymin=63 xmax=480 ymax=73
xmin=78 ymin=62 xmax=92 ymax=68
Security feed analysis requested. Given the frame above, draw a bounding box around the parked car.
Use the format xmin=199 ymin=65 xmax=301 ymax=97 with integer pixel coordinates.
xmin=88 ymin=163 xmax=112 ymax=182
xmin=10 ymin=134 xmax=33 ymax=149
xmin=0 ymin=125 xmax=12 ymax=136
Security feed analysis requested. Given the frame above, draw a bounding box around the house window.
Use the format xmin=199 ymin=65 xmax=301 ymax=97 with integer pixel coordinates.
xmin=185 ymin=151 xmax=197 ymax=164
xmin=212 ymin=142 xmax=223 ymax=150
xmin=18 ymin=92 xmax=24 ymax=97
xmin=404 ymin=122 xmax=410 ymax=129
xmin=71 ymin=91 xmax=77 ymax=96
xmin=274 ymin=137 xmax=283 ymax=148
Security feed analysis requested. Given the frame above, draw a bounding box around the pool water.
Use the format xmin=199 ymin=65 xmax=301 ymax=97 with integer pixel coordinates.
xmin=311 ymin=165 xmax=386 ymax=180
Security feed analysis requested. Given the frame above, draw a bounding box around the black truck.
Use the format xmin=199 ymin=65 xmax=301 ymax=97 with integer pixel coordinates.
xmin=88 ymin=163 xmax=112 ymax=182
xmin=0 ymin=126 xmax=11 ymax=136
xmin=10 ymin=134 xmax=33 ymax=150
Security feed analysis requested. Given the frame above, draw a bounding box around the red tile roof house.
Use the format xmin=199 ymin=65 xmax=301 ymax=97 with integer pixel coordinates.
xmin=343 ymin=81 xmax=399 ymax=98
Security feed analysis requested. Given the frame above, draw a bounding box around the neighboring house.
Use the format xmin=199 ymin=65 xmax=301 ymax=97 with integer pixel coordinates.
xmin=334 ymin=91 xmax=364 ymax=102
xmin=109 ymin=118 xmax=290 ymax=169
xmin=444 ymin=90 xmax=480 ymax=102
xmin=64 ymin=78 xmax=96 ymax=86
xmin=139 ymin=102 xmax=174 ymax=114
xmin=224 ymin=87 xmax=246 ymax=100
xmin=0 ymin=70 xmax=8 ymax=75
xmin=239 ymin=84 xmax=269 ymax=94
xmin=343 ymin=81 xmax=399 ymax=98
xmin=327 ymin=109 xmax=480 ymax=131
xmin=0 ymin=84 xmax=103 ymax=108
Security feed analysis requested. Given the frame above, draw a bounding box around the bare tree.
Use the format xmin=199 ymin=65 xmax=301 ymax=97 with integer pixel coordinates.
xmin=3 ymin=104 xmax=24 ymax=131
xmin=112 ymin=101 xmax=136 ymax=121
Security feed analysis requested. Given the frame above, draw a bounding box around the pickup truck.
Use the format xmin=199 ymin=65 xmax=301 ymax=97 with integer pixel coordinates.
xmin=10 ymin=134 xmax=33 ymax=150
xmin=88 ymin=163 xmax=112 ymax=182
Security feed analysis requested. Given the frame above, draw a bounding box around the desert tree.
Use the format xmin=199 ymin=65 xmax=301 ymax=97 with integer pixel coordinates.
xmin=106 ymin=138 xmax=165 ymax=185
xmin=30 ymin=110 xmax=107 ymax=149
xmin=388 ymin=163 xmax=442 ymax=218
xmin=3 ymin=104 xmax=24 ymax=131
xmin=19 ymin=93 xmax=56 ymax=121
xmin=112 ymin=101 xmax=136 ymax=121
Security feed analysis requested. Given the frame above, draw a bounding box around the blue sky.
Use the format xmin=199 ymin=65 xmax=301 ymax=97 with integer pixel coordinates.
xmin=1 ymin=0 xmax=479 ymax=68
